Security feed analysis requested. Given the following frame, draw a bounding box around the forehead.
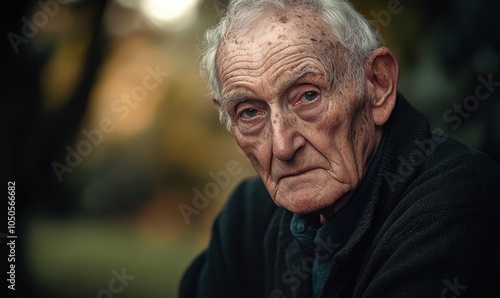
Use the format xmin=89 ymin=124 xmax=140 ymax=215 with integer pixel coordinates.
xmin=216 ymin=8 xmax=339 ymax=92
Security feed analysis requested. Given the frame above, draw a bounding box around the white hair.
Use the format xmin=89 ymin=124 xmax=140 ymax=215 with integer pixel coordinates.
xmin=200 ymin=0 xmax=383 ymax=130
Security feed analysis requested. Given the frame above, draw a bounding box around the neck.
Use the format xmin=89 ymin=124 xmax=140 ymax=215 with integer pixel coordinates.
xmin=319 ymin=191 xmax=352 ymax=224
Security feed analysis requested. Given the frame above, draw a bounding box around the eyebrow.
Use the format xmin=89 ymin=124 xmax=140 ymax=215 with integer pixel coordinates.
xmin=285 ymin=66 xmax=317 ymax=90
xmin=219 ymin=65 xmax=321 ymax=106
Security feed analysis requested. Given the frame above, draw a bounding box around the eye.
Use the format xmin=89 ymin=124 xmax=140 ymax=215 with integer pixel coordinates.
xmin=240 ymin=108 xmax=259 ymax=119
xmin=300 ymin=91 xmax=319 ymax=102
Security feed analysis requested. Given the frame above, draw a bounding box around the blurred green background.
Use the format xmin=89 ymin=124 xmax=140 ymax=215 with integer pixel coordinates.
xmin=3 ymin=0 xmax=499 ymax=297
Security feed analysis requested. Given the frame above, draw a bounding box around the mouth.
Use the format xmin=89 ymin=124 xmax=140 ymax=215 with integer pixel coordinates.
xmin=279 ymin=168 xmax=319 ymax=180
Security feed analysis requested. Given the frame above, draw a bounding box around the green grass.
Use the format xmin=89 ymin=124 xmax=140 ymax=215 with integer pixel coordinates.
xmin=27 ymin=217 xmax=205 ymax=298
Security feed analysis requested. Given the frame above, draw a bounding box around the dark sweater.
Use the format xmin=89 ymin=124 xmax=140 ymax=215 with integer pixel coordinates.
xmin=179 ymin=94 xmax=500 ymax=298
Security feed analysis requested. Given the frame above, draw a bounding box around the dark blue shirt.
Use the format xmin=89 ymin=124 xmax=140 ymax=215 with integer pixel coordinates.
xmin=290 ymin=131 xmax=387 ymax=298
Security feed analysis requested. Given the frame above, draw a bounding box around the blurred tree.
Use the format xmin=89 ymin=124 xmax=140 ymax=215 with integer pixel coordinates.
xmin=2 ymin=0 xmax=499 ymax=297
xmin=3 ymin=0 xmax=109 ymax=296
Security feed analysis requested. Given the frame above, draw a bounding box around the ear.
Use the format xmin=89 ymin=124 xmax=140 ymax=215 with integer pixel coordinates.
xmin=211 ymin=92 xmax=221 ymax=109
xmin=364 ymin=47 xmax=399 ymax=126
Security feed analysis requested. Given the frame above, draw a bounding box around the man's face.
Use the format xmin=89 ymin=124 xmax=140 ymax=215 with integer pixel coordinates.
xmin=217 ymin=10 xmax=380 ymax=215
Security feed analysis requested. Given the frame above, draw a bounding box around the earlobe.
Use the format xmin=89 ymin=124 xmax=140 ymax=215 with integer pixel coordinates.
xmin=212 ymin=95 xmax=221 ymax=109
xmin=365 ymin=47 xmax=399 ymax=126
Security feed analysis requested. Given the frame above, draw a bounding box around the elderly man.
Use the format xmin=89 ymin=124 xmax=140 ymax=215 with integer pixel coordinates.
xmin=180 ymin=0 xmax=500 ymax=297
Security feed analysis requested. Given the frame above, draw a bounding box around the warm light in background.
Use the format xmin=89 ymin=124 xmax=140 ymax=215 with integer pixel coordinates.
xmin=140 ymin=0 xmax=199 ymax=30
xmin=107 ymin=0 xmax=200 ymax=34
xmin=10 ymin=0 xmax=498 ymax=297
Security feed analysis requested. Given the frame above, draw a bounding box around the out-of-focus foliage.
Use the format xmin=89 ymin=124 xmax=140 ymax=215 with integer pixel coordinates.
xmin=3 ymin=0 xmax=498 ymax=297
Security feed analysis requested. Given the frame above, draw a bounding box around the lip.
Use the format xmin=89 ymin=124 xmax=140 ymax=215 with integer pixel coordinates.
xmin=279 ymin=168 xmax=319 ymax=180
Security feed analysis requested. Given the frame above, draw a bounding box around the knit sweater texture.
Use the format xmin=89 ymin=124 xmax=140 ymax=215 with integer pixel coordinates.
xmin=180 ymin=94 xmax=500 ymax=298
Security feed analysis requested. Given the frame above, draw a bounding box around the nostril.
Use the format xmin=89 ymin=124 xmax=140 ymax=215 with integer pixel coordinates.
xmin=272 ymin=130 xmax=306 ymax=162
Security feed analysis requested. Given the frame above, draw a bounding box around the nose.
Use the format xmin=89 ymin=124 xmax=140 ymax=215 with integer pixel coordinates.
xmin=271 ymin=112 xmax=305 ymax=161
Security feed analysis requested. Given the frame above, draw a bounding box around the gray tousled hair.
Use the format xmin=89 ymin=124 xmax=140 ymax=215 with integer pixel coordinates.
xmin=200 ymin=0 xmax=383 ymax=130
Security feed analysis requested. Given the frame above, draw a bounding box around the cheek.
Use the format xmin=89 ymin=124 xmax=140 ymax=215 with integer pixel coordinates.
xmin=304 ymin=98 xmax=373 ymax=170
xmin=307 ymin=100 xmax=343 ymax=144
xmin=348 ymin=103 xmax=376 ymax=146
xmin=315 ymin=97 xmax=368 ymax=143
xmin=233 ymin=128 xmax=272 ymax=173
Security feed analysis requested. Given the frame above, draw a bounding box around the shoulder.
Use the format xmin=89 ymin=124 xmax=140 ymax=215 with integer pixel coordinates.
xmin=221 ymin=176 xmax=276 ymax=219
xmin=222 ymin=176 xmax=274 ymax=213
xmin=413 ymin=134 xmax=500 ymax=209
xmin=364 ymin=138 xmax=500 ymax=296
xmin=375 ymin=99 xmax=500 ymax=258
xmin=380 ymin=134 xmax=500 ymax=250
xmin=381 ymin=97 xmax=500 ymax=211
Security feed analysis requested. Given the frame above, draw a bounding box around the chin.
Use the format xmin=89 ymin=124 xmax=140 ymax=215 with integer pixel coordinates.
xmin=274 ymin=187 xmax=341 ymax=215
xmin=271 ymin=171 xmax=351 ymax=214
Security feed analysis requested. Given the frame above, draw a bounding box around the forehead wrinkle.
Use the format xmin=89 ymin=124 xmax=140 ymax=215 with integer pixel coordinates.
xmin=220 ymin=29 xmax=316 ymax=77
xmin=219 ymin=12 xmax=338 ymax=104
xmin=222 ymin=53 xmax=307 ymax=90
xmin=220 ymin=50 xmax=305 ymax=96
xmin=221 ymin=65 xmax=324 ymax=112
xmin=220 ymin=63 xmax=320 ymax=103
xmin=221 ymin=73 xmax=265 ymax=98
xmin=219 ymin=18 xmax=337 ymax=90
xmin=222 ymin=42 xmax=323 ymax=90
xmin=219 ymin=40 xmax=286 ymax=79
xmin=266 ymin=54 xmax=327 ymax=88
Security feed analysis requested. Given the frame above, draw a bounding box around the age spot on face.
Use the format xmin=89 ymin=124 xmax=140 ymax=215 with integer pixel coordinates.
xmin=218 ymin=9 xmax=379 ymax=216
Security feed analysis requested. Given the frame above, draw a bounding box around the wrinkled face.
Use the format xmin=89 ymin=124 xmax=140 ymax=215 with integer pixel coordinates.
xmin=217 ymin=9 xmax=380 ymax=215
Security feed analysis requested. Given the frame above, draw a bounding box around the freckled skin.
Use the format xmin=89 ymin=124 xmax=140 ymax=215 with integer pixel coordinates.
xmin=217 ymin=9 xmax=383 ymax=222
